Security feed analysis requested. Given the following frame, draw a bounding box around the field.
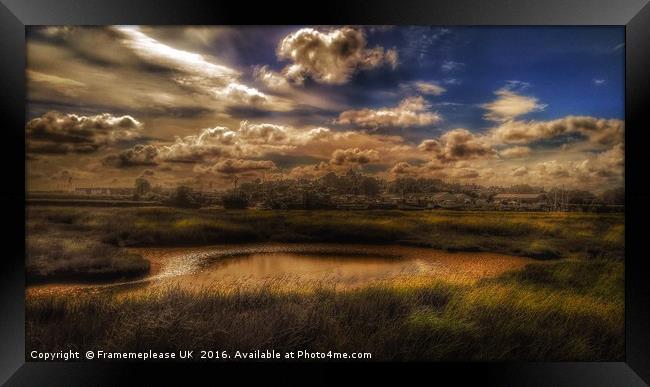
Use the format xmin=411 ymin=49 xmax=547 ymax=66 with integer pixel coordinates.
xmin=26 ymin=206 xmax=624 ymax=361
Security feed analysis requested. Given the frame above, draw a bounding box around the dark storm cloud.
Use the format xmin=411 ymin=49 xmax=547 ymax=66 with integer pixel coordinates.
xmin=103 ymin=145 xmax=160 ymax=168
xmin=261 ymin=154 xmax=326 ymax=170
xmin=418 ymin=129 xmax=495 ymax=163
xmin=26 ymin=111 xmax=144 ymax=154
xmin=196 ymin=159 xmax=277 ymax=175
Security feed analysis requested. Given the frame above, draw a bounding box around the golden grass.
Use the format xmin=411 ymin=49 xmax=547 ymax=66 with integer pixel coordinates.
xmin=26 ymin=260 xmax=623 ymax=361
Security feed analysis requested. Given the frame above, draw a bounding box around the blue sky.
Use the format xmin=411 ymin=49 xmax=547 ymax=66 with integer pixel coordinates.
xmin=25 ymin=26 xmax=625 ymax=191
xmin=198 ymin=26 xmax=624 ymax=138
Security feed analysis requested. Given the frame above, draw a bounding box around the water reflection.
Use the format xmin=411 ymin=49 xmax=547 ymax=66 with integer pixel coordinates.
xmin=27 ymin=243 xmax=537 ymax=296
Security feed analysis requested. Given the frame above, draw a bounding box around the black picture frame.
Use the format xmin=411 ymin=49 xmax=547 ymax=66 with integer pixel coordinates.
xmin=1 ymin=0 xmax=649 ymax=385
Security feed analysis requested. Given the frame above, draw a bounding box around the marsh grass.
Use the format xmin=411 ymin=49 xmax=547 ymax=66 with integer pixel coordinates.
xmin=26 ymin=236 xmax=149 ymax=283
xmin=25 ymin=206 xmax=623 ymax=282
xmin=25 ymin=206 xmax=624 ymax=360
xmin=28 ymin=207 xmax=624 ymax=259
xmin=26 ymin=260 xmax=623 ymax=361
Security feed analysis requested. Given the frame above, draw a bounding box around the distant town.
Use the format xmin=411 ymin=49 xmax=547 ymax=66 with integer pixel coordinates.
xmin=28 ymin=170 xmax=624 ymax=212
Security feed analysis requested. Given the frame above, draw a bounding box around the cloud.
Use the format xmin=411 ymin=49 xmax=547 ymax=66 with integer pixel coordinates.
xmin=419 ymin=129 xmax=495 ymax=163
xmin=29 ymin=26 xmax=293 ymax=115
xmin=389 ymin=161 xmax=419 ymax=176
xmin=422 ymin=159 xmax=446 ymax=171
xmin=26 ymin=111 xmax=143 ymax=154
xmin=49 ymin=168 xmax=95 ymax=181
xmin=491 ymin=116 xmax=624 ymax=146
xmin=441 ymin=61 xmax=464 ymax=72
xmin=418 ymin=139 xmax=441 ymax=152
xmin=122 ymin=119 xmax=400 ymax=167
xmin=574 ymin=143 xmax=624 ymax=179
xmin=253 ymin=65 xmax=292 ymax=92
xmin=593 ymin=79 xmax=606 ymax=86
xmin=277 ymin=27 xmax=398 ymax=85
xmin=140 ymin=169 xmax=155 ymax=177
xmin=402 ymin=81 xmax=446 ymax=96
xmin=117 ymin=26 xmax=292 ymax=110
xmin=27 ymin=70 xmax=85 ymax=97
xmin=196 ymin=159 xmax=277 ymax=175
xmin=330 ymin=148 xmax=380 ymax=165
xmin=414 ymin=81 xmax=446 ymax=96
xmin=103 ymin=144 xmax=159 ymax=168
xmin=499 ymin=146 xmax=532 ymax=158
xmin=388 ymin=159 xmax=450 ymax=178
xmin=511 ymin=166 xmax=529 ymax=177
xmin=536 ymin=160 xmax=570 ymax=178
xmin=437 ymin=129 xmax=495 ymax=162
xmin=450 ymin=168 xmax=480 ymax=179
xmin=237 ymin=121 xmax=289 ymax=144
xmin=482 ymin=85 xmax=546 ymax=122
xmin=116 ymin=27 xmax=271 ymax=111
xmin=443 ymin=78 xmax=461 ymax=85
xmin=117 ymin=26 xmax=238 ymax=85
xmin=336 ymin=96 xmax=442 ymax=129
xmin=158 ymin=126 xmax=235 ymax=163
xmin=385 ymin=48 xmax=399 ymax=69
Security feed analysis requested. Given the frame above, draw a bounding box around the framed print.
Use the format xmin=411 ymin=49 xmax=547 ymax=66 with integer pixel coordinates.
xmin=1 ymin=0 xmax=649 ymax=385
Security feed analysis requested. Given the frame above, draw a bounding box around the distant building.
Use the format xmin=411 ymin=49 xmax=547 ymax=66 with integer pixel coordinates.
xmin=74 ymin=187 xmax=134 ymax=196
xmin=493 ymin=193 xmax=545 ymax=204
xmin=428 ymin=192 xmax=471 ymax=208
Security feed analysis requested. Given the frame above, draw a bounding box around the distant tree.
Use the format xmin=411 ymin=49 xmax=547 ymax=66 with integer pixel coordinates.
xmin=133 ymin=177 xmax=151 ymax=200
xmin=361 ymin=177 xmax=381 ymax=197
xmin=566 ymin=190 xmax=597 ymax=205
xmin=167 ymin=185 xmax=201 ymax=208
xmin=222 ymin=191 xmax=248 ymax=209
xmin=600 ymin=187 xmax=624 ymax=205
xmin=321 ymin=172 xmax=339 ymax=188
xmin=505 ymin=184 xmax=543 ymax=194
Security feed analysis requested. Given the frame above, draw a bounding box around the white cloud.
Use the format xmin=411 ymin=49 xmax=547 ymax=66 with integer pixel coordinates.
xmin=491 ymin=116 xmax=624 ymax=146
xmin=237 ymin=121 xmax=290 ymax=144
xmin=336 ymin=96 xmax=442 ymax=129
xmin=253 ymin=65 xmax=291 ymax=92
xmin=116 ymin=26 xmax=292 ymax=112
xmin=441 ymin=60 xmax=464 ymax=72
xmin=330 ymin=148 xmax=380 ymax=165
xmin=385 ymin=48 xmax=399 ymax=69
xmin=536 ymin=160 xmax=571 ymax=178
xmin=499 ymin=146 xmax=532 ymax=158
xmin=418 ymin=139 xmax=441 ymax=152
xmin=277 ymin=27 xmax=398 ymax=85
xmin=482 ymin=86 xmax=547 ymax=122
xmin=117 ymin=26 xmax=238 ymax=83
xmin=511 ymin=166 xmax=529 ymax=177
xmin=413 ymin=81 xmax=446 ymax=96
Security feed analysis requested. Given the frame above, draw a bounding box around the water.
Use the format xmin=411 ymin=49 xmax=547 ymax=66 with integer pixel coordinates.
xmin=27 ymin=243 xmax=536 ymax=296
xmin=134 ymin=243 xmax=534 ymax=289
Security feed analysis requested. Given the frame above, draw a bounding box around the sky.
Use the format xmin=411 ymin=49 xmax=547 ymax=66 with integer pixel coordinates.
xmin=25 ymin=26 xmax=624 ymax=192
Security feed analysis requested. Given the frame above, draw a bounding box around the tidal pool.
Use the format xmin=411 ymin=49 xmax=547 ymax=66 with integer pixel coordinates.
xmin=27 ymin=243 xmax=537 ymax=296
xmin=134 ymin=243 xmax=536 ymax=289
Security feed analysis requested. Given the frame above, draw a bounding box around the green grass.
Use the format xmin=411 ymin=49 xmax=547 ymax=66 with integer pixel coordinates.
xmin=26 ymin=260 xmax=623 ymax=361
xmin=28 ymin=207 xmax=624 ymax=261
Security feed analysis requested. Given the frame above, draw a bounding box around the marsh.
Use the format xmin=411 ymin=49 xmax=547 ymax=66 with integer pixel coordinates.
xmin=25 ymin=207 xmax=624 ymax=361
